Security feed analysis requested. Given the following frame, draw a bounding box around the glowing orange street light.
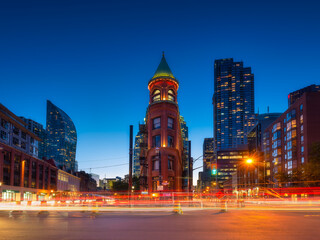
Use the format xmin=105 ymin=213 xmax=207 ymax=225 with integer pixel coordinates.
xmin=246 ymin=158 xmax=253 ymax=164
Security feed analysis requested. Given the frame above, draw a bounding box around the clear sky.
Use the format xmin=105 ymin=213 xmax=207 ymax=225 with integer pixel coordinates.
xmin=1 ymin=0 xmax=319 ymax=185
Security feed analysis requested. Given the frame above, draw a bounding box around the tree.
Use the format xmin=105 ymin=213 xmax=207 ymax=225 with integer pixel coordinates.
xmin=301 ymin=142 xmax=320 ymax=186
xmin=132 ymin=176 xmax=140 ymax=191
xmin=112 ymin=180 xmax=128 ymax=192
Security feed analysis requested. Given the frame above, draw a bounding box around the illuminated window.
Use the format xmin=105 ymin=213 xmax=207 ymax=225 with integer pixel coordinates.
xmin=152 ymin=156 xmax=159 ymax=170
xmin=152 ymin=89 xmax=161 ymax=102
xmin=168 ymin=89 xmax=175 ymax=102
xmin=153 ymin=117 xmax=161 ymax=129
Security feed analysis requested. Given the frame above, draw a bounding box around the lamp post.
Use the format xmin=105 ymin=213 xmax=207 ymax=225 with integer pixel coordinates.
xmin=245 ymin=157 xmax=266 ymax=196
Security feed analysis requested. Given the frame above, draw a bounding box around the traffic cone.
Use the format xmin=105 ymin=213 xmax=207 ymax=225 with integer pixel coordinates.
xmin=220 ymin=199 xmax=227 ymax=212
xmin=173 ymin=201 xmax=183 ymax=215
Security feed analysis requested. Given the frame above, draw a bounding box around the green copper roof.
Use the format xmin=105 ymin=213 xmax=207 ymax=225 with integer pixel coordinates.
xmin=151 ymin=53 xmax=176 ymax=80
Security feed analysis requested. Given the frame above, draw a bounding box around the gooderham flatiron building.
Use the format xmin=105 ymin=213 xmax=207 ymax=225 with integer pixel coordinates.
xmin=139 ymin=53 xmax=191 ymax=192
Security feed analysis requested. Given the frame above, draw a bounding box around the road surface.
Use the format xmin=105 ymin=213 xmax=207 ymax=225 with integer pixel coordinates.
xmin=0 ymin=209 xmax=320 ymax=240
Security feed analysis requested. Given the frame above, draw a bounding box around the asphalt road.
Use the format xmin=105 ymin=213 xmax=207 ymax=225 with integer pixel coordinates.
xmin=0 ymin=210 xmax=320 ymax=240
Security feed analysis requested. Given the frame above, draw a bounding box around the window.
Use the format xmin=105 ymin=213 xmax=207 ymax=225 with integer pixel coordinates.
xmin=168 ymin=89 xmax=175 ymax=102
xmin=300 ymin=104 xmax=303 ymax=111
xmin=300 ymin=115 xmax=303 ymax=124
xmin=3 ymin=151 xmax=11 ymax=185
xmin=292 ymin=129 xmax=296 ymax=138
xmin=168 ymin=117 xmax=174 ymax=129
xmin=153 ymin=117 xmax=161 ymax=129
xmin=168 ymin=136 xmax=174 ymax=147
xmin=21 ymin=141 xmax=26 ymax=150
xmin=21 ymin=132 xmax=26 ymax=140
xmin=152 ymin=177 xmax=159 ymax=190
xmin=301 ymin=157 xmax=305 ymax=163
xmin=13 ymin=127 xmax=20 ymax=136
xmin=152 ymin=135 xmax=161 ymax=147
xmin=168 ymin=155 xmax=174 ymax=170
xmin=152 ymin=156 xmax=159 ymax=170
xmin=152 ymin=89 xmax=161 ymax=102
xmin=13 ymin=137 xmax=19 ymax=147
xmin=14 ymin=155 xmax=21 ymax=186
xmin=168 ymin=177 xmax=175 ymax=190
xmin=31 ymin=161 xmax=36 ymax=188
xmin=301 ymin=135 xmax=304 ymax=142
xmin=1 ymin=130 xmax=8 ymax=141
xmin=1 ymin=119 xmax=8 ymax=129
xmin=301 ymin=146 xmax=304 ymax=153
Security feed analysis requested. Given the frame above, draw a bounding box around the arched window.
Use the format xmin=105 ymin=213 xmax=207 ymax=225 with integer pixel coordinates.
xmin=168 ymin=89 xmax=175 ymax=102
xmin=152 ymin=89 xmax=161 ymax=102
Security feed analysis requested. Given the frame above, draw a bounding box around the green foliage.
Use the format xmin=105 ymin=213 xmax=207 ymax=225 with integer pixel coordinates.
xmin=308 ymin=142 xmax=320 ymax=164
xmin=132 ymin=176 xmax=140 ymax=191
xmin=275 ymin=142 xmax=320 ymax=186
xmin=112 ymin=176 xmax=140 ymax=192
xmin=112 ymin=180 xmax=128 ymax=191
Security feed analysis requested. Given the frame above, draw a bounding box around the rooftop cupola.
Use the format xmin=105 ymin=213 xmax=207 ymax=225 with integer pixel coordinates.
xmin=148 ymin=52 xmax=179 ymax=88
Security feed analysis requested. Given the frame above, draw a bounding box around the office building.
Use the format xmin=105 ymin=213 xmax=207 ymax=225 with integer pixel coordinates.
xmin=199 ymin=138 xmax=214 ymax=189
xmin=0 ymin=104 xmax=57 ymax=201
xmin=180 ymin=116 xmax=192 ymax=191
xmin=133 ymin=124 xmax=146 ymax=177
xmin=216 ymin=149 xmax=249 ymax=188
xmin=213 ymin=58 xmax=255 ymax=150
xmin=46 ymin=100 xmax=77 ymax=172
xmin=57 ymin=169 xmax=80 ymax=192
xmin=288 ymin=84 xmax=320 ymax=107
xmin=19 ymin=117 xmax=47 ymax=160
xmin=264 ymin=91 xmax=320 ymax=185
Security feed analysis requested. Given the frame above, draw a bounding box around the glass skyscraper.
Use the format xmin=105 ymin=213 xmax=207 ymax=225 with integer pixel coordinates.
xmin=213 ymin=58 xmax=255 ymax=150
xmin=133 ymin=124 xmax=146 ymax=177
xmin=46 ymin=100 xmax=77 ymax=172
xmin=180 ymin=116 xmax=192 ymax=191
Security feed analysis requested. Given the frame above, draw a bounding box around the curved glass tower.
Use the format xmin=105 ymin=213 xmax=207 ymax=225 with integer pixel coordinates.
xmin=46 ymin=100 xmax=77 ymax=172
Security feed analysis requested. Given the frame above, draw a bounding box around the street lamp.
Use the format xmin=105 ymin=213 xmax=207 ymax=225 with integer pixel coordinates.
xmin=246 ymin=158 xmax=253 ymax=164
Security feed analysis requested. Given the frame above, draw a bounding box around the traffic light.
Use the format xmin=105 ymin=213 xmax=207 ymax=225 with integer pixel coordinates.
xmin=211 ymin=163 xmax=217 ymax=175
xmin=212 ymin=168 xmax=217 ymax=175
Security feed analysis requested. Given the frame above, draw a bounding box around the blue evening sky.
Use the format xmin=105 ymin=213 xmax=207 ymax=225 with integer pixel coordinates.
xmin=1 ymin=0 xmax=319 ymax=184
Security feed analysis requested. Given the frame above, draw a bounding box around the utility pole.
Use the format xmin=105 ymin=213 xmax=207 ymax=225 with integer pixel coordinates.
xmin=129 ymin=125 xmax=133 ymax=194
